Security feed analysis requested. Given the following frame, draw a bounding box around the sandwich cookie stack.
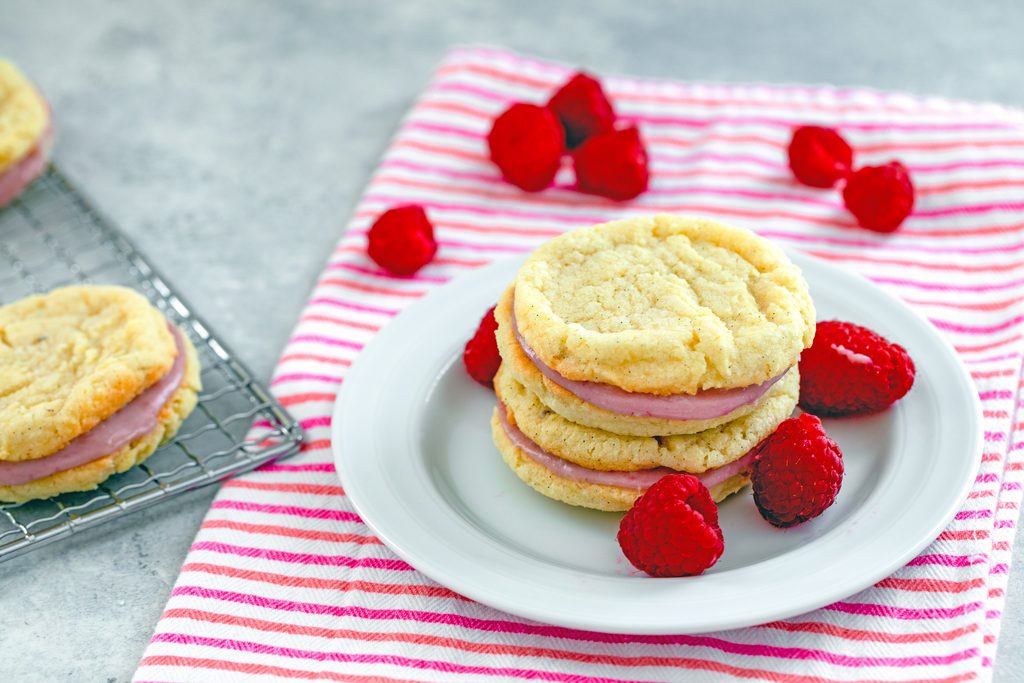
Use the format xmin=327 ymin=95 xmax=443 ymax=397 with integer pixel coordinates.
xmin=0 ymin=59 xmax=53 ymax=207
xmin=491 ymin=214 xmax=815 ymax=511
xmin=0 ymin=286 xmax=202 ymax=502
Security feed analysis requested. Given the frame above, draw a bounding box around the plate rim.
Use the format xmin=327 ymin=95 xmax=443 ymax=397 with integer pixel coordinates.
xmin=332 ymin=250 xmax=983 ymax=634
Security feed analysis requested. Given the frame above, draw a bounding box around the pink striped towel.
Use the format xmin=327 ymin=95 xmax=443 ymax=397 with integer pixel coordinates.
xmin=134 ymin=46 xmax=1024 ymax=682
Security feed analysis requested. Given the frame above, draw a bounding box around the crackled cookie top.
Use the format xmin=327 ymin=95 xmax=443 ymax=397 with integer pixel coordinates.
xmin=0 ymin=60 xmax=48 ymax=172
xmin=0 ymin=285 xmax=177 ymax=462
xmin=513 ymin=214 xmax=815 ymax=394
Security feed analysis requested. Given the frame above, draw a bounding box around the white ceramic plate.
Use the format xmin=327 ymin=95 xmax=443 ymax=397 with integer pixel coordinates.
xmin=333 ymin=252 xmax=982 ymax=634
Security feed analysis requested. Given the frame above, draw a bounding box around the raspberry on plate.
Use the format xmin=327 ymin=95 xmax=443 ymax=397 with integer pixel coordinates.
xmin=787 ymin=125 xmax=853 ymax=189
xmin=842 ymin=161 xmax=915 ymax=232
xmin=799 ymin=320 xmax=916 ymax=416
xmin=487 ymin=103 xmax=565 ymax=192
xmin=617 ymin=474 xmax=724 ymax=577
xmin=463 ymin=306 xmax=500 ymax=388
xmin=751 ymin=414 xmax=844 ymax=528
xmin=572 ymin=125 xmax=649 ymax=201
xmin=547 ymin=71 xmax=616 ymax=149
xmin=366 ymin=205 xmax=437 ymax=276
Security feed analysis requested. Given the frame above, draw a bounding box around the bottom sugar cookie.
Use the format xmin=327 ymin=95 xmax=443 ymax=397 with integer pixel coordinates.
xmin=492 ymin=407 xmax=755 ymax=512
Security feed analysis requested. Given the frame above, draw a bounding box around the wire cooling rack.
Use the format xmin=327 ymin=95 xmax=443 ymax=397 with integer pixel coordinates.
xmin=0 ymin=168 xmax=304 ymax=562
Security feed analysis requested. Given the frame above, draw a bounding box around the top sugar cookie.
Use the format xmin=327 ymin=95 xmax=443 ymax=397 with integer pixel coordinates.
xmin=0 ymin=285 xmax=177 ymax=462
xmin=0 ymin=59 xmax=48 ymax=172
xmin=512 ymin=214 xmax=815 ymax=394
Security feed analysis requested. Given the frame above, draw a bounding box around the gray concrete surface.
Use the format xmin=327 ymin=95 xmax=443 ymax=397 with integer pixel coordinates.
xmin=1 ymin=1 xmax=1022 ymax=680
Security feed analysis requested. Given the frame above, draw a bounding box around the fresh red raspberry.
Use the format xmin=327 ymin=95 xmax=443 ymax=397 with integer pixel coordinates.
xmin=787 ymin=125 xmax=854 ymax=188
xmin=842 ymin=161 xmax=915 ymax=232
xmin=463 ymin=306 xmax=500 ymax=388
xmin=487 ymin=103 xmax=565 ymax=192
xmin=617 ymin=474 xmax=724 ymax=577
xmin=751 ymin=414 xmax=844 ymax=528
xmin=799 ymin=320 xmax=916 ymax=416
xmin=547 ymin=71 xmax=616 ymax=148
xmin=366 ymin=205 xmax=437 ymax=275
xmin=572 ymin=126 xmax=649 ymax=201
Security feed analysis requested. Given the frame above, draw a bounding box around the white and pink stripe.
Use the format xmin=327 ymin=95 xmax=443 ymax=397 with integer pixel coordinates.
xmin=134 ymin=47 xmax=1024 ymax=682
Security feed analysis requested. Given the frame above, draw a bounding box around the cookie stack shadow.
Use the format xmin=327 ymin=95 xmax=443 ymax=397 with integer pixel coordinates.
xmin=489 ymin=214 xmax=815 ymax=511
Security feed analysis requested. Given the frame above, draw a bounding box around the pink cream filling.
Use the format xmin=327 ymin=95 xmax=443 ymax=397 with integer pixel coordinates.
xmin=511 ymin=307 xmax=785 ymax=420
xmin=497 ymin=402 xmax=756 ymax=492
xmin=0 ymin=324 xmax=188 ymax=486
xmin=0 ymin=116 xmax=54 ymax=207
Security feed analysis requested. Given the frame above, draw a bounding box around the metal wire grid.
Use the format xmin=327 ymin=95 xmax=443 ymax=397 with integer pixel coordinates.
xmin=0 ymin=168 xmax=304 ymax=562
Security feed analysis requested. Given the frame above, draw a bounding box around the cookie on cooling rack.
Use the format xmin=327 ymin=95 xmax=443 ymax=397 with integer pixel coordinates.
xmin=0 ymin=59 xmax=53 ymax=207
xmin=0 ymin=285 xmax=202 ymax=502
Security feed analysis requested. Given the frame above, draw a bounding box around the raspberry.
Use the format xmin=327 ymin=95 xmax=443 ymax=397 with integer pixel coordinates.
xmin=787 ymin=126 xmax=854 ymax=188
xmin=487 ymin=103 xmax=565 ymax=192
xmin=547 ymin=71 xmax=616 ymax=149
xmin=572 ymin=126 xmax=649 ymax=201
xmin=366 ymin=205 xmax=437 ymax=275
xmin=799 ymin=320 xmax=916 ymax=416
xmin=617 ymin=474 xmax=724 ymax=577
xmin=842 ymin=161 xmax=915 ymax=232
xmin=751 ymin=414 xmax=844 ymax=528
xmin=463 ymin=306 xmax=500 ymax=388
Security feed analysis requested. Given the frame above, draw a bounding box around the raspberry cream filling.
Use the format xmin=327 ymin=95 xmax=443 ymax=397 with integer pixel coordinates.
xmin=511 ymin=308 xmax=786 ymax=420
xmin=0 ymin=116 xmax=53 ymax=207
xmin=497 ymin=402 xmax=756 ymax=491
xmin=0 ymin=324 xmax=187 ymax=486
